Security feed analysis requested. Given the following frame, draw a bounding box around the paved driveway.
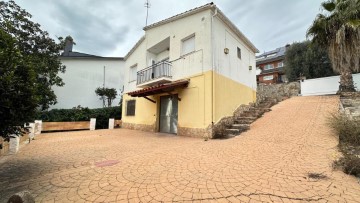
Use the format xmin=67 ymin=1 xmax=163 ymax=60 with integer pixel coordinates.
xmin=0 ymin=96 xmax=359 ymax=202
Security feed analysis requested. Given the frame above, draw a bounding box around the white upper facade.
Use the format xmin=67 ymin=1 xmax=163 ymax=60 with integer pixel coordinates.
xmin=52 ymin=58 xmax=124 ymax=109
xmin=124 ymin=3 xmax=258 ymax=93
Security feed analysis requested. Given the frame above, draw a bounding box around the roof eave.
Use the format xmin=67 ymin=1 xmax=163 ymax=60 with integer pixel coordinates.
xmin=143 ymin=3 xmax=213 ymax=31
xmin=60 ymin=57 xmax=124 ymax=60
xmin=124 ymin=36 xmax=146 ymax=60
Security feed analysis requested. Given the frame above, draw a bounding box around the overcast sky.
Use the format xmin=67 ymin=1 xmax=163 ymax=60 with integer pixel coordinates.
xmin=15 ymin=0 xmax=324 ymax=57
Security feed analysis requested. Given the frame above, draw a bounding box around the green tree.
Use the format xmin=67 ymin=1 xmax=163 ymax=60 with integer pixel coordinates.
xmin=95 ymin=87 xmax=118 ymax=107
xmin=307 ymin=0 xmax=360 ymax=92
xmin=284 ymin=41 xmax=335 ymax=82
xmin=0 ymin=1 xmax=67 ymax=139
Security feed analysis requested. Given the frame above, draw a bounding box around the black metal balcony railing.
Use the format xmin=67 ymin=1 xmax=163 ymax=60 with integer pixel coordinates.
xmin=137 ymin=61 xmax=172 ymax=85
xmin=261 ymin=66 xmax=284 ymax=74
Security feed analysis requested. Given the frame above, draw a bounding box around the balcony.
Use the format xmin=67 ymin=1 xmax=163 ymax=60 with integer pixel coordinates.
xmin=260 ymin=66 xmax=284 ymax=75
xmin=137 ymin=61 xmax=172 ymax=87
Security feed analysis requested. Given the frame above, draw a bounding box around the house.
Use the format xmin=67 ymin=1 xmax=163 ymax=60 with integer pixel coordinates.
xmin=122 ymin=3 xmax=258 ymax=138
xmin=256 ymin=45 xmax=288 ymax=84
xmin=51 ymin=40 xmax=125 ymax=109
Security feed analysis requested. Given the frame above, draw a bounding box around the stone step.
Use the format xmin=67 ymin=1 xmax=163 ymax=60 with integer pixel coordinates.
xmin=256 ymin=102 xmax=273 ymax=107
xmin=241 ymin=111 xmax=263 ymax=118
xmin=249 ymin=107 xmax=271 ymax=112
xmin=225 ymin=129 xmax=240 ymax=135
xmin=218 ymin=99 xmax=275 ymax=138
xmin=234 ymin=117 xmax=257 ymax=124
xmin=231 ymin=124 xmax=250 ymax=130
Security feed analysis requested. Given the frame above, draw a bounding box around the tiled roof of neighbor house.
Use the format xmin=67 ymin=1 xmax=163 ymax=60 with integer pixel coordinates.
xmin=125 ymin=2 xmax=259 ymax=59
xmin=256 ymin=46 xmax=287 ymax=65
xmin=60 ymin=51 xmax=124 ymax=60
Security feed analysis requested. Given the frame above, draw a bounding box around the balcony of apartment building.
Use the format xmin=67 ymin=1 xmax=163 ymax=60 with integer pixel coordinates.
xmin=260 ymin=62 xmax=284 ymax=75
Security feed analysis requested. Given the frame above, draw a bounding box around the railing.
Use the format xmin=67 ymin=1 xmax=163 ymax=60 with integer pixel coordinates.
xmin=261 ymin=66 xmax=284 ymax=74
xmin=137 ymin=61 xmax=172 ymax=85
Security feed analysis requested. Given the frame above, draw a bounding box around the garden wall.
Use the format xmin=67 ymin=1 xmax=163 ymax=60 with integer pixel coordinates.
xmin=257 ymin=82 xmax=300 ymax=103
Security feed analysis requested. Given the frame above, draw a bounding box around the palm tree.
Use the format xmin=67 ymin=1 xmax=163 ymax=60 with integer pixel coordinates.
xmin=307 ymin=0 xmax=360 ymax=92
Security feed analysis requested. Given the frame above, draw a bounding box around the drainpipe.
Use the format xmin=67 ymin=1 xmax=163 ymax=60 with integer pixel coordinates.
xmin=211 ymin=6 xmax=218 ymax=137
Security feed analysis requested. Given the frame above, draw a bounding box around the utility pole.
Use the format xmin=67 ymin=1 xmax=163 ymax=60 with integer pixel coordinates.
xmin=103 ymin=66 xmax=106 ymax=88
xmin=145 ymin=0 xmax=151 ymax=26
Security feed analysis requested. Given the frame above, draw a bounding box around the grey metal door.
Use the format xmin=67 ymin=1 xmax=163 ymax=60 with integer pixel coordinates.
xmin=159 ymin=95 xmax=178 ymax=134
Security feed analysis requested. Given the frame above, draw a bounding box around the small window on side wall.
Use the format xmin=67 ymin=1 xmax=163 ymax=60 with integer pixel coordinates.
xmin=129 ymin=65 xmax=137 ymax=82
xmin=181 ymin=34 xmax=195 ymax=56
xmin=126 ymin=100 xmax=136 ymax=116
xmin=237 ymin=47 xmax=241 ymax=59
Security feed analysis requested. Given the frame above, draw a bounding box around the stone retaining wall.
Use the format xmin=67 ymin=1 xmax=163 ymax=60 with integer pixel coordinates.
xmin=340 ymin=92 xmax=360 ymax=120
xmin=257 ymin=82 xmax=300 ymax=104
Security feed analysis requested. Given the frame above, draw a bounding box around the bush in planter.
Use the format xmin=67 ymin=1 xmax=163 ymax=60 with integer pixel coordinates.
xmin=35 ymin=106 xmax=121 ymax=129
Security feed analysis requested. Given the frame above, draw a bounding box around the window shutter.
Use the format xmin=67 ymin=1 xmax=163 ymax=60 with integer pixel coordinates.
xmin=182 ymin=35 xmax=195 ymax=55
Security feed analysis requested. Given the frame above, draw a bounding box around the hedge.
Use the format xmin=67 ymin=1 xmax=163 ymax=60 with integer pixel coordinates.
xmin=35 ymin=106 xmax=121 ymax=129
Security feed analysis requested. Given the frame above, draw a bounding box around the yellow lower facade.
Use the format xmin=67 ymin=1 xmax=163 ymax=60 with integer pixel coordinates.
xmin=122 ymin=71 xmax=256 ymax=138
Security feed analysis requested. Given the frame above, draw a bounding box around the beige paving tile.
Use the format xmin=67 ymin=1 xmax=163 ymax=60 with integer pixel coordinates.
xmin=0 ymin=96 xmax=359 ymax=202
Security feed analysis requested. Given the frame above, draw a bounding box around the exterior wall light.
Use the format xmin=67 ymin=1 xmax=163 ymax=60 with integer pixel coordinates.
xmin=249 ymin=66 xmax=252 ymax=70
xmin=224 ymin=48 xmax=229 ymax=54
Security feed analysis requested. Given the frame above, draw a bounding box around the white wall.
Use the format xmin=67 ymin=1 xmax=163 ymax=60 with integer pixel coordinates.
xmin=51 ymin=58 xmax=124 ymax=109
xmin=124 ymin=8 xmax=257 ymax=93
xmin=124 ymin=10 xmax=212 ymax=93
xmin=213 ymin=16 xmax=257 ymax=90
xmin=301 ymin=73 xmax=360 ymax=96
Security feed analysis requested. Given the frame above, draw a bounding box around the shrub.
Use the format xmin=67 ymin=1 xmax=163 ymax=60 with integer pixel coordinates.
xmin=328 ymin=113 xmax=360 ymax=145
xmin=334 ymin=144 xmax=360 ymax=177
xmin=35 ymin=106 xmax=121 ymax=129
xmin=329 ymin=113 xmax=360 ymax=177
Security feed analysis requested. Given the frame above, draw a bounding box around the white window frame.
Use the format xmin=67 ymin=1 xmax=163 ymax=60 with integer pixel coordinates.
xmin=278 ymin=61 xmax=284 ymax=68
xmin=263 ymin=75 xmax=274 ymax=81
xmin=181 ymin=34 xmax=195 ymax=56
xmin=129 ymin=64 xmax=137 ymax=82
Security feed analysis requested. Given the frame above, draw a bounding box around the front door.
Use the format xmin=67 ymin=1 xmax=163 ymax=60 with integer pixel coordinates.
xmin=159 ymin=95 xmax=178 ymax=134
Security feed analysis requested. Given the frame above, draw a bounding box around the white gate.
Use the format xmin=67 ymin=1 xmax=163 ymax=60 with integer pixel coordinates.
xmin=301 ymin=73 xmax=360 ymax=96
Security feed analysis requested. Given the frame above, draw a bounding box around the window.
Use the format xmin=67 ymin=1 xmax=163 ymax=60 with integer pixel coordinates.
xmin=264 ymin=64 xmax=274 ymax=70
xmin=278 ymin=61 xmax=284 ymax=68
xmin=263 ymin=75 xmax=274 ymax=81
xmin=237 ymin=47 xmax=241 ymax=59
xmin=129 ymin=65 xmax=137 ymax=82
xmin=126 ymin=100 xmax=136 ymax=116
xmin=181 ymin=34 xmax=195 ymax=55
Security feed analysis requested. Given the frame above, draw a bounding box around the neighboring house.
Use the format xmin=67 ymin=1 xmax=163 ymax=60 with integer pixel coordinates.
xmin=51 ymin=41 xmax=125 ymax=109
xmin=256 ymin=45 xmax=288 ymax=84
xmin=122 ymin=3 xmax=259 ymax=138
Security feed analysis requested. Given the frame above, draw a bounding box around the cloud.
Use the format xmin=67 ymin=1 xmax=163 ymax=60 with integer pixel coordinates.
xmin=15 ymin=0 xmax=324 ymax=56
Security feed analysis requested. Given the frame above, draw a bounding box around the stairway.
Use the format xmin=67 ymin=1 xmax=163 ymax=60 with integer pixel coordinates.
xmin=224 ymin=98 xmax=275 ymax=137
